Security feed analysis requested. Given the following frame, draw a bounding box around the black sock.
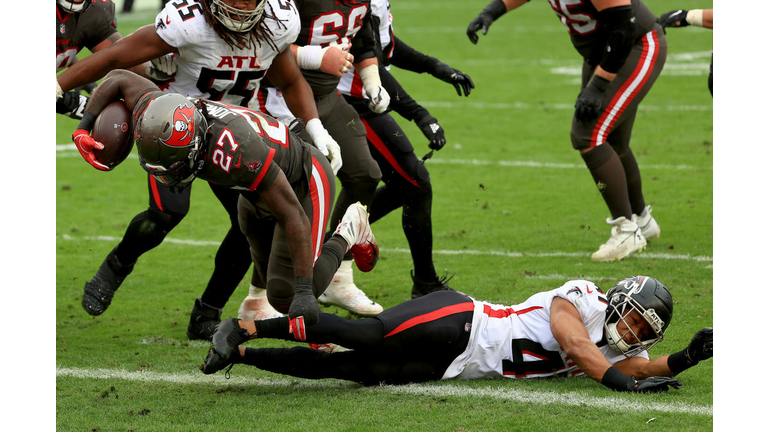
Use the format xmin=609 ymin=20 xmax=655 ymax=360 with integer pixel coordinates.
xmin=580 ymin=145 xmax=632 ymax=220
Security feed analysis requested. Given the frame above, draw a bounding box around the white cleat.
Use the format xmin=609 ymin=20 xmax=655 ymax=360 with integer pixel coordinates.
xmin=635 ymin=205 xmax=660 ymax=241
xmin=238 ymin=285 xmax=283 ymax=321
xmin=319 ymin=260 xmax=383 ymax=316
xmin=591 ymin=215 xmax=647 ymax=262
xmin=334 ymin=202 xmax=378 ymax=272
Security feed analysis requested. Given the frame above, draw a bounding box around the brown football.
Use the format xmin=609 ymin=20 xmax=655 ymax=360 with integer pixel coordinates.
xmin=92 ymin=100 xmax=134 ymax=170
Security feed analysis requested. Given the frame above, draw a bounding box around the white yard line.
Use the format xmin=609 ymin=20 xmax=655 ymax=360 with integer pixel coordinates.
xmin=59 ymin=234 xmax=713 ymax=264
xmin=56 ymin=366 xmax=712 ymax=416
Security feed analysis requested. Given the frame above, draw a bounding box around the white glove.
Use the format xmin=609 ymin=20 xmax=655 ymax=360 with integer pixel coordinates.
xmin=56 ymin=77 xmax=63 ymax=100
xmin=358 ymin=64 xmax=390 ymax=114
xmin=306 ymin=118 xmax=342 ymax=175
xmin=145 ymin=54 xmax=177 ymax=81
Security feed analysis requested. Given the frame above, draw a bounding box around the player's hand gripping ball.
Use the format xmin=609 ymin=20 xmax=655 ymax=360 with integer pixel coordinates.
xmin=92 ymin=100 xmax=134 ymax=170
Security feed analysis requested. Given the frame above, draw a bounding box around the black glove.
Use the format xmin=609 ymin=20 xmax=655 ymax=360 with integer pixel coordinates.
xmin=687 ymin=327 xmax=713 ymax=363
xmin=429 ymin=60 xmax=475 ymax=97
xmin=467 ymin=0 xmax=507 ymax=44
xmin=56 ymin=90 xmax=89 ymax=120
xmin=633 ymin=376 xmax=682 ymax=393
xmin=574 ymin=75 xmax=610 ymax=123
xmin=658 ymin=9 xmax=689 ymax=28
xmin=416 ymin=114 xmax=446 ymax=151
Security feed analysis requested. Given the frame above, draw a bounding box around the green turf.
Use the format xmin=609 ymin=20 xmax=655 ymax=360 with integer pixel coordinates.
xmin=56 ymin=1 xmax=713 ymax=430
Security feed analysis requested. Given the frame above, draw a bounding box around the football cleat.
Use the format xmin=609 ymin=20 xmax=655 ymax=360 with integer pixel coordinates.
xmin=635 ymin=205 xmax=660 ymax=241
xmin=288 ymin=285 xmax=321 ymax=327
xmin=82 ymin=247 xmax=134 ymax=316
xmin=201 ymin=318 xmax=249 ymax=375
xmin=591 ymin=215 xmax=647 ymax=262
xmin=187 ymin=297 xmax=223 ymax=341
xmin=334 ymin=202 xmax=379 ymax=272
xmin=238 ymin=286 xmax=283 ymax=321
xmin=319 ymin=260 xmax=383 ymax=316
xmin=411 ymin=270 xmax=455 ymax=299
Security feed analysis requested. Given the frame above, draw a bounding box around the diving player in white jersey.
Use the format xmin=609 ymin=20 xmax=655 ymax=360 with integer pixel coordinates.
xmin=203 ymin=275 xmax=713 ymax=393
xmin=59 ymin=0 xmax=344 ymax=341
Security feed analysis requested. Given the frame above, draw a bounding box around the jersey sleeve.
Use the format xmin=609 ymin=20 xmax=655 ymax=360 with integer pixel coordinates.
xmin=82 ymin=0 xmax=118 ymax=51
xmin=553 ymin=280 xmax=609 ymax=344
xmin=154 ymin=2 xmax=204 ymax=49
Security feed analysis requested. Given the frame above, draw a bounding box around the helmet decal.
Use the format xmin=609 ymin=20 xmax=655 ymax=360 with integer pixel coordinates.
xmin=162 ymin=104 xmax=196 ymax=147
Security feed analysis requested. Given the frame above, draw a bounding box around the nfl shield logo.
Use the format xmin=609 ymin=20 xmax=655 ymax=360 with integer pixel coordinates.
xmin=60 ymin=23 xmax=66 ymax=34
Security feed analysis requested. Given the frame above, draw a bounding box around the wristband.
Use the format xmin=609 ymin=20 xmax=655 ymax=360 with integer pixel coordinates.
xmin=296 ymin=46 xmax=325 ymax=70
xmin=667 ymin=348 xmax=697 ymax=374
xmin=56 ymin=78 xmax=64 ymax=99
xmin=357 ymin=64 xmax=381 ymax=87
xmin=601 ymin=366 xmax=634 ymax=391
xmin=686 ymin=9 xmax=704 ymax=27
xmin=76 ymin=112 xmax=97 ymax=133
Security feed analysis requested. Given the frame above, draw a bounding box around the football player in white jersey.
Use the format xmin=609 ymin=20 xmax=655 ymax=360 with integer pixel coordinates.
xmin=58 ymin=0 xmax=346 ymax=341
xmin=202 ymin=275 xmax=713 ymax=393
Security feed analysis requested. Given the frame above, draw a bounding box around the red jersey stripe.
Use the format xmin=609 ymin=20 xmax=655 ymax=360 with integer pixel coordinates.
xmin=385 ymin=302 xmax=474 ymax=337
xmin=248 ymin=147 xmax=276 ymax=191
xmin=361 ymin=117 xmax=420 ymax=188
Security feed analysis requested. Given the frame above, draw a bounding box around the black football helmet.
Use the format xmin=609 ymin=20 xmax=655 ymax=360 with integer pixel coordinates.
xmin=604 ymin=276 xmax=673 ymax=357
xmin=208 ymin=0 xmax=267 ymax=32
xmin=135 ymin=94 xmax=208 ymax=187
xmin=57 ymin=0 xmax=92 ymax=13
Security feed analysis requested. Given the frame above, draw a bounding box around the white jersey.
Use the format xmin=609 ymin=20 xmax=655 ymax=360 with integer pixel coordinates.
xmin=337 ymin=0 xmax=392 ymax=99
xmin=154 ymin=0 xmax=300 ymax=110
xmin=443 ymin=280 xmax=650 ymax=380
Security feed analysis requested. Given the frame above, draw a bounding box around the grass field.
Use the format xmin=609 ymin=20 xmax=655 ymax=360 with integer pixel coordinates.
xmin=52 ymin=0 xmax=716 ymax=430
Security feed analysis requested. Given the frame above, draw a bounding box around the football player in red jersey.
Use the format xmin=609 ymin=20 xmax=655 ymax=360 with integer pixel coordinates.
xmin=202 ymin=274 xmax=712 ymax=392
xmin=56 ymin=0 xmax=152 ymax=122
xmin=466 ymin=0 xmax=667 ymax=262
xmin=57 ymin=0 xmax=355 ymax=340
xmin=74 ymin=68 xmax=378 ymax=335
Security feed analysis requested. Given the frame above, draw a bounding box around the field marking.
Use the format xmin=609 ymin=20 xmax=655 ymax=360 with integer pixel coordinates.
xmin=58 ymin=234 xmax=713 ymax=263
xmin=56 ymin=366 xmax=712 ymax=416
xmin=55 ymin=145 xmax=711 ymax=172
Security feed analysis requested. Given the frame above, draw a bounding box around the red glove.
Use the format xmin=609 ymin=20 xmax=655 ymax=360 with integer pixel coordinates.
xmin=72 ymin=129 xmax=109 ymax=171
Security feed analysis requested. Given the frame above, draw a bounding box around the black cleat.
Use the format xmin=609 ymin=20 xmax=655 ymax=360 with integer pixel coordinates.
xmin=201 ymin=318 xmax=250 ymax=375
xmin=288 ymin=286 xmax=321 ymax=326
xmin=187 ymin=297 xmax=223 ymax=341
xmin=411 ymin=270 xmax=455 ymax=299
xmin=82 ymin=247 xmax=134 ymax=316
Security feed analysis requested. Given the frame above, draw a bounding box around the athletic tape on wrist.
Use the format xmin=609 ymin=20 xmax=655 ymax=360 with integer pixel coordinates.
xmin=297 ymin=45 xmax=324 ymax=70
xmin=686 ymin=9 xmax=704 ymax=27
xmin=357 ymin=64 xmax=381 ymax=87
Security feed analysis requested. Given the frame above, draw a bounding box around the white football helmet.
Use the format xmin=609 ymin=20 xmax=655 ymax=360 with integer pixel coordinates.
xmin=208 ymin=0 xmax=267 ymax=33
xmin=56 ymin=0 xmax=92 ymax=13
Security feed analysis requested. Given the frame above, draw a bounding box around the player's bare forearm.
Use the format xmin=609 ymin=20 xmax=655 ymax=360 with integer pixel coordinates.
xmin=86 ymin=70 xmax=159 ymax=115
xmin=550 ymin=297 xmax=613 ymax=383
xmin=613 ymin=355 xmax=674 ymax=379
xmin=352 ymin=57 xmax=378 ymax=71
xmin=260 ymin=172 xmax=314 ymax=279
xmin=268 ymin=50 xmax=320 ymax=123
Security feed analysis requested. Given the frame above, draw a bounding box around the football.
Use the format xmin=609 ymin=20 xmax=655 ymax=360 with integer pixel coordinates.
xmin=92 ymin=100 xmax=134 ymax=170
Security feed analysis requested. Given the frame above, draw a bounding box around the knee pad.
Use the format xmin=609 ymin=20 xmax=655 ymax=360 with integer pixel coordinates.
xmin=267 ymin=278 xmax=295 ymax=314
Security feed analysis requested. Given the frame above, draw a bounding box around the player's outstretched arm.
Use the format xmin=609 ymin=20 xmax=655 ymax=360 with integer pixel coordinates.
xmin=467 ymin=0 xmax=528 ymax=44
xmin=389 ymin=36 xmax=474 ymax=97
xmin=550 ymin=297 xmax=681 ymax=393
xmin=58 ymin=25 xmax=175 ymax=93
